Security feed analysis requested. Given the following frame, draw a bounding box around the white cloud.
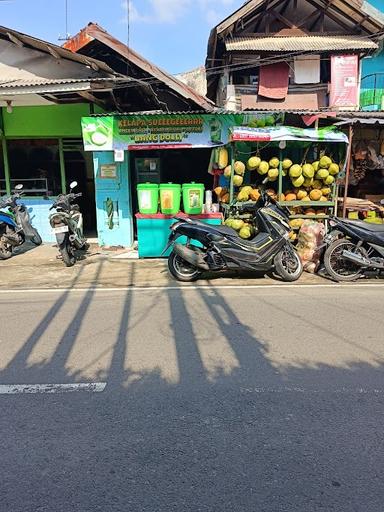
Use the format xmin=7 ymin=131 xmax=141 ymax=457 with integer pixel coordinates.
xmin=123 ymin=0 xmax=237 ymax=25
xmin=198 ymin=0 xmax=237 ymax=23
xmin=124 ymin=0 xmax=191 ymax=24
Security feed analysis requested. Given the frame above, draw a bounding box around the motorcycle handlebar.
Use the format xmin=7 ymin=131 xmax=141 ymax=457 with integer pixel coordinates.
xmin=50 ymin=191 xmax=82 ymax=210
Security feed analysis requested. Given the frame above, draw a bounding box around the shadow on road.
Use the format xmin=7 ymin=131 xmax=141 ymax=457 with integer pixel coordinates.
xmin=0 ymin=282 xmax=383 ymax=512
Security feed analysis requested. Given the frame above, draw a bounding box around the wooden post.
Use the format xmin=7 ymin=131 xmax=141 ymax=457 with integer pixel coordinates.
xmin=229 ymin=143 xmax=235 ymax=204
xmin=342 ymin=124 xmax=354 ymax=218
xmin=278 ymin=147 xmax=283 ymax=201
xmin=1 ymin=136 xmax=11 ymax=195
xmin=59 ymin=138 xmax=67 ymax=195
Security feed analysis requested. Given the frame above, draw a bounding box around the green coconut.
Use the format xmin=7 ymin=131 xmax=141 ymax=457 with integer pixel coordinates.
xmin=291 ymin=175 xmax=305 ymax=188
xmin=328 ymin=163 xmax=340 ymax=176
xmin=282 ymin=159 xmax=293 ymax=170
xmin=289 ymin=164 xmax=302 ymax=178
xmin=247 ymin=156 xmax=261 ymax=171
xmin=319 ymin=156 xmax=332 ymax=168
xmin=324 ymin=175 xmax=335 ymax=185
xmin=257 ymin=161 xmax=269 ymax=175
xmin=239 ymin=226 xmax=252 ymax=239
xmin=316 ymin=169 xmax=329 ymax=180
xmin=302 ymin=164 xmax=315 ymax=179
xmin=269 ymin=157 xmax=280 ymax=169
xmin=233 ymin=175 xmax=244 ymax=187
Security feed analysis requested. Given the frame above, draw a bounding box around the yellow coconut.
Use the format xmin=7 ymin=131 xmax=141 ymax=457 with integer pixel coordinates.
xmin=234 ymin=161 xmax=246 ymax=175
xmin=297 ymin=189 xmax=308 ymax=200
xmin=309 ymin=189 xmax=322 ymax=201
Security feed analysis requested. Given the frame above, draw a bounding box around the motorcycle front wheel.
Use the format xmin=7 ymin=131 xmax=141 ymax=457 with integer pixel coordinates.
xmin=30 ymin=228 xmax=42 ymax=246
xmin=324 ymin=239 xmax=363 ymax=282
xmin=273 ymin=244 xmax=303 ymax=282
xmin=0 ymin=241 xmax=12 ymax=260
xmin=59 ymin=239 xmax=76 ymax=267
xmin=168 ymin=251 xmax=202 ymax=282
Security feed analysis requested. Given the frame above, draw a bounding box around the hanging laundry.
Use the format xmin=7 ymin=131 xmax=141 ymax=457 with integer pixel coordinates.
xmin=294 ymin=55 xmax=320 ymax=84
xmin=258 ymin=62 xmax=290 ymax=100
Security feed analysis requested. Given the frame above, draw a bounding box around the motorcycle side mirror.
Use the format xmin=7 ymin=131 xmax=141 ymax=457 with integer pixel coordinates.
xmin=69 ymin=181 xmax=78 ymax=190
xmin=14 ymin=184 xmax=23 ymax=190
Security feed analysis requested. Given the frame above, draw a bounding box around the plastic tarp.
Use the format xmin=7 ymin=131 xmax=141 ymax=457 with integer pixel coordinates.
xmin=230 ymin=126 xmax=349 ymax=144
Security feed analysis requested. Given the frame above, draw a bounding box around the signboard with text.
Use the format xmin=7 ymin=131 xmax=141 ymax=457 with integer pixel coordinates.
xmin=330 ymin=55 xmax=359 ymax=109
xmin=81 ymin=114 xmax=247 ymax=152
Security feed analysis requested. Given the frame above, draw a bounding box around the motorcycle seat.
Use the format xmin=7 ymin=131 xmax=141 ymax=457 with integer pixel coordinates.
xmin=186 ymin=219 xmax=238 ymax=237
xmin=343 ymin=219 xmax=384 ymax=233
xmin=211 ymin=225 xmax=239 ymax=236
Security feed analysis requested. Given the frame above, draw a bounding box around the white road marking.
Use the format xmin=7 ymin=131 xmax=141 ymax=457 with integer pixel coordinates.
xmin=0 ymin=383 xmax=106 ymax=394
xmin=240 ymin=387 xmax=384 ymax=394
xmin=0 ymin=283 xmax=383 ymax=294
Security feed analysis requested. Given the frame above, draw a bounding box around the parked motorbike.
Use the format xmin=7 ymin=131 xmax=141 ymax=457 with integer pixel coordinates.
xmin=323 ymin=213 xmax=384 ymax=281
xmin=49 ymin=181 xmax=89 ymax=267
xmin=0 ymin=184 xmax=42 ymax=259
xmin=163 ymin=189 xmax=303 ymax=282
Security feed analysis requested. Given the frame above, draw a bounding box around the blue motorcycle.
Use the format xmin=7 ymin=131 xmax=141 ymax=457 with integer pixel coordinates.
xmin=0 ymin=184 xmax=42 ymax=259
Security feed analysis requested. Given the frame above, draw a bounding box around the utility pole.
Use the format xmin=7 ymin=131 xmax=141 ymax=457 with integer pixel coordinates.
xmin=58 ymin=0 xmax=70 ymax=42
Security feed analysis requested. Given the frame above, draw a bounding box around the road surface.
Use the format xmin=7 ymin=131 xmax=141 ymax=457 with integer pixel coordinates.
xmin=0 ymin=285 xmax=383 ymax=511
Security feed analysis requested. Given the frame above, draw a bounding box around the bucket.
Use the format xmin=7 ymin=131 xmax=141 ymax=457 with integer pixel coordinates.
xmin=159 ymin=183 xmax=181 ymax=215
xmin=182 ymin=182 xmax=205 ymax=215
xmin=137 ymin=183 xmax=159 ymax=214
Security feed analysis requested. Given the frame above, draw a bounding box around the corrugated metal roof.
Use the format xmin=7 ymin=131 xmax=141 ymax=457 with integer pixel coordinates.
xmin=0 ymin=77 xmax=123 ymax=87
xmin=64 ymin=23 xmax=214 ymax=112
xmin=0 ymin=77 xmax=127 ymax=95
xmin=0 ymin=25 xmax=117 ymax=76
xmin=225 ymin=35 xmax=378 ymax=52
xmin=90 ymin=109 xmax=340 ymax=117
xmin=336 ymin=118 xmax=384 ymax=125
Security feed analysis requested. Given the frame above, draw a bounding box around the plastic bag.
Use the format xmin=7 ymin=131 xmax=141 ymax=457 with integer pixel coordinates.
xmin=296 ymin=220 xmax=325 ymax=273
xmin=367 ymin=144 xmax=380 ymax=170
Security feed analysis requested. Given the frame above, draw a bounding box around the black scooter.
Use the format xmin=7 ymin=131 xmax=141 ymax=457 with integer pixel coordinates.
xmin=0 ymin=184 xmax=42 ymax=259
xmin=323 ymin=212 xmax=384 ymax=281
xmin=164 ymin=190 xmax=303 ymax=282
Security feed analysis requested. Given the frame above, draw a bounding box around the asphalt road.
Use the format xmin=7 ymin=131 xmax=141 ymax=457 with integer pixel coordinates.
xmin=0 ymin=285 xmax=383 ymax=511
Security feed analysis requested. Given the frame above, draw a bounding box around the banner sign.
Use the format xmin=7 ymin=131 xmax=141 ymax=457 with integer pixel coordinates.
xmin=231 ymin=126 xmax=349 ymax=144
xmin=330 ymin=55 xmax=359 ymax=108
xmin=82 ymin=114 xmax=242 ymax=151
xmin=81 ymin=113 xmax=283 ymax=152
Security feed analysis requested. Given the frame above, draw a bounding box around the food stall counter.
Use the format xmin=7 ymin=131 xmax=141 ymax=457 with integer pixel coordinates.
xmin=135 ymin=212 xmax=223 ymax=258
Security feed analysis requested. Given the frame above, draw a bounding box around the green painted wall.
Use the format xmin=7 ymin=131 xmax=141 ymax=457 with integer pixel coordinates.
xmin=2 ymin=104 xmax=92 ymax=138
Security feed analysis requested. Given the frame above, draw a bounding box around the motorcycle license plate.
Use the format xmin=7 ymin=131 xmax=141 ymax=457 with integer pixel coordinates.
xmin=52 ymin=226 xmax=69 ymax=234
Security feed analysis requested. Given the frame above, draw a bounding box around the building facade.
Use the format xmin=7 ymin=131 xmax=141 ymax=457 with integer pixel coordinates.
xmin=206 ymin=0 xmax=384 ymax=112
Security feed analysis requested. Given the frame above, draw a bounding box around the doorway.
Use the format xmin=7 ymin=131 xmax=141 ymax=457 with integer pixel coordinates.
xmin=63 ymin=139 xmax=97 ymax=234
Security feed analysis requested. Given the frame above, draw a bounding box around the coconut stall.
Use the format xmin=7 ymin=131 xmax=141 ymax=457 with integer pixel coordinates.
xmin=212 ymin=125 xmax=349 ymax=271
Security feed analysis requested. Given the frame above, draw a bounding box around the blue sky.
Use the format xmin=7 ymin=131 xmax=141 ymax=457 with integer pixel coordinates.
xmin=1 ymin=0 xmax=384 ymax=75
xmin=0 ymin=0 xmax=239 ymax=74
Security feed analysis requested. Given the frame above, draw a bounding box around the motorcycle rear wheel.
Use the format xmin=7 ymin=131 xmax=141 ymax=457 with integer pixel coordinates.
xmin=168 ymin=251 xmax=202 ymax=282
xmin=274 ymin=245 xmax=303 ymax=282
xmin=324 ymin=239 xmax=363 ymax=282
xmin=59 ymin=241 xmax=76 ymax=267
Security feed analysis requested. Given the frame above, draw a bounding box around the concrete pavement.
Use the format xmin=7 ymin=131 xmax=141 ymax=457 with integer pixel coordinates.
xmin=0 ymin=242 xmax=364 ymax=289
xmin=0 ymin=286 xmax=383 ymax=511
